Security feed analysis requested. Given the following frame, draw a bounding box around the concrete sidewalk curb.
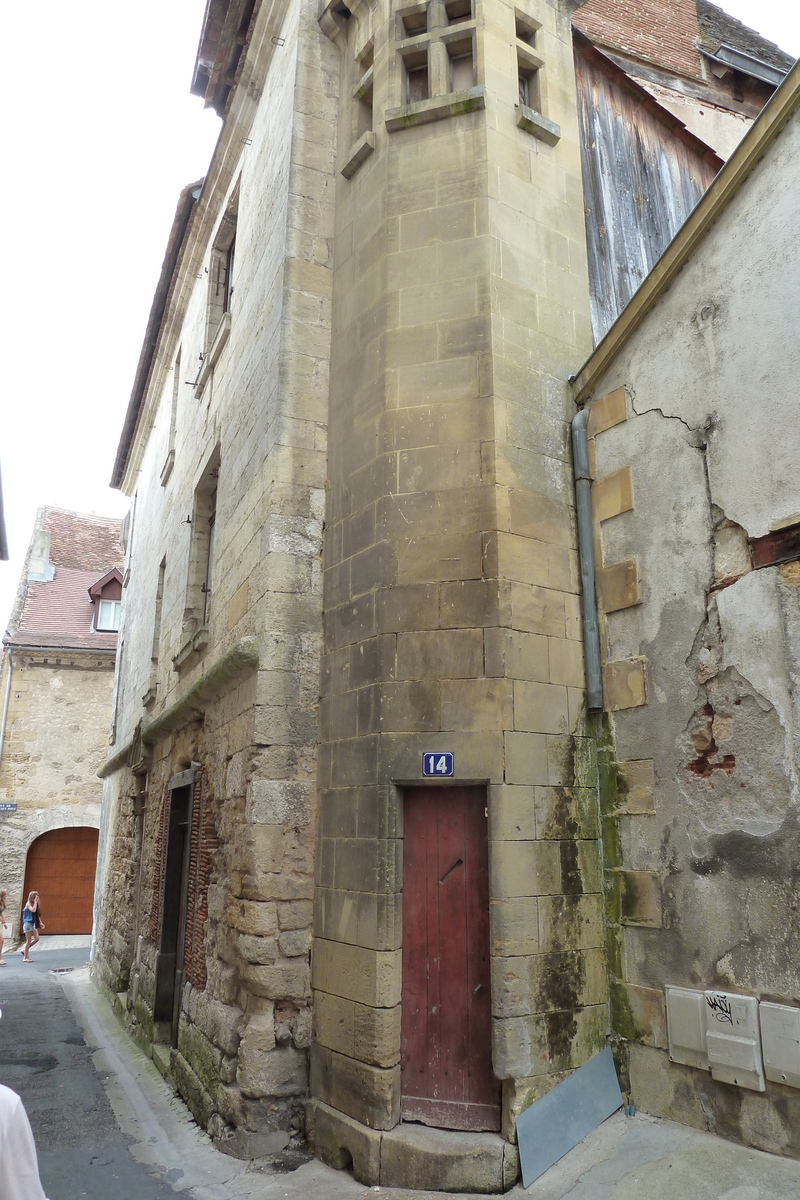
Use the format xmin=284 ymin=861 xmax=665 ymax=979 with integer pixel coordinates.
xmin=59 ymin=968 xmax=507 ymax=1199
xmin=56 ymin=968 xmax=800 ymax=1199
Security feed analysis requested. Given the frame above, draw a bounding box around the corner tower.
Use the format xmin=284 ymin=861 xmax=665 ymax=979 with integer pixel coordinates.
xmin=312 ymin=0 xmax=599 ymax=1185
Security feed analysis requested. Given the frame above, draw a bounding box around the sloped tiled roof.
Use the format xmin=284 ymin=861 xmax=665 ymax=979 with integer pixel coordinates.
xmin=696 ymin=1 xmax=795 ymax=73
xmin=5 ymin=508 xmax=123 ymax=653
xmin=10 ymin=568 xmax=119 ymax=651
xmin=573 ymin=0 xmax=794 ymax=83
xmin=46 ymin=508 xmax=123 ymax=573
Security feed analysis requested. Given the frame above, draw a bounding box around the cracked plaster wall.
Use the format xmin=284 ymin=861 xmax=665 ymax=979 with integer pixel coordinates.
xmin=585 ymin=103 xmax=800 ymax=1152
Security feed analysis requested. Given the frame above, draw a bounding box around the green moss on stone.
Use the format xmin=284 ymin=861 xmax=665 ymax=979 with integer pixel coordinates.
xmin=170 ymin=1049 xmax=216 ymax=1130
xmin=592 ymin=713 xmax=637 ymax=1074
xmin=610 ymin=981 xmax=643 ymax=1043
xmin=178 ymin=1019 xmax=223 ymax=1098
xmin=574 ymin=736 xmax=599 ymax=788
xmin=133 ymin=995 xmax=155 ymax=1042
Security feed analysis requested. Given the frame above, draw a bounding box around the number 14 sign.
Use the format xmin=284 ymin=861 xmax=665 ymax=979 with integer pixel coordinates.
xmin=423 ymin=752 xmax=454 ymax=777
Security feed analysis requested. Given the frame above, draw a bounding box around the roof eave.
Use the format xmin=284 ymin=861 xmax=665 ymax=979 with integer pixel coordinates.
xmin=111 ymin=181 xmax=203 ymax=491
xmin=3 ymin=639 xmax=117 ymax=655
xmin=191 ymin=0 xmax=261 ymax=116
xmin=703 ymin=43 xmax=788 ymax=88
xmin=0 ymin=461 xmax=8 ymax=561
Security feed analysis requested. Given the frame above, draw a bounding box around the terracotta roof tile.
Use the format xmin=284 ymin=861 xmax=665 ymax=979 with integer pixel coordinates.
xmin=7 ymin=568 xmax=118 ymax=651
xmin=43 ymin=508 xmax=123 ymax=572
xmin=573 ymin=0 xmax=704 ymax=79
xmin=573 ymin=0 xmax=794 ymax=82
xmin=696 ymin=0 xmax=795 ymax=72
xmin=4 ymin=509 xmax=123 ymax=652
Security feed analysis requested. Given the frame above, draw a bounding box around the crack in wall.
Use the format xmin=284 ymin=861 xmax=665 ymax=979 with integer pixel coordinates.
xmin=628 ymin=387 xmax=713 ymax=439
xmin=602 ymin=382 xmax=800 ymax=1060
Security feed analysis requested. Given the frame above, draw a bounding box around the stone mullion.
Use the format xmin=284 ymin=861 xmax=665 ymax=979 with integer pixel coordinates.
xmin=428 ymin=0 xmax=450 ymax=97
xmin=429 ymin=39 xmax=450 ymax=96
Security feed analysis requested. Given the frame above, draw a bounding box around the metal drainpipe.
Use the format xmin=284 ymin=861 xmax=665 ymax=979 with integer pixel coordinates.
xmin=571 ymin=409 xmax=604 ymax=711
xmin=0 ymin=649 xmax=12 ymax=773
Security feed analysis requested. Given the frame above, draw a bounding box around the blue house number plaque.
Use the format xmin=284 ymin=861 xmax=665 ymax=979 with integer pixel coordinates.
xmin=423 ymin=752 xmax=454 ymax=777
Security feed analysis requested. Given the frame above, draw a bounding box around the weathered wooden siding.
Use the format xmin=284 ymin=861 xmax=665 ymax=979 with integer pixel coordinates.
xmin=576 ymin=46 xmax=721 ymax=344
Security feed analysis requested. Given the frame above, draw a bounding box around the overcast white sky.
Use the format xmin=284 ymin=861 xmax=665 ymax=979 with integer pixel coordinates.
xmin=0 ymin=1 xmax=798 ymax=631
xmin=0 ymin=1 xmax=220 ymax=630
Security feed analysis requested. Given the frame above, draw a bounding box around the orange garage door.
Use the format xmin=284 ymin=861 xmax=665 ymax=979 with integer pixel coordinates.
xmin=22 ymin=827 xmax=99 ymax=934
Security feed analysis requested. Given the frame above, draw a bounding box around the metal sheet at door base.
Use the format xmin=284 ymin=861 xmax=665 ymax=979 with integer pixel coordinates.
xmin=516 ymin=1047 xmax=623 ymax=1188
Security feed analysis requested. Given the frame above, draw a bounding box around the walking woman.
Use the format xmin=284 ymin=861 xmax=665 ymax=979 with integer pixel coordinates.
xmin=21 ymin=892 xmax=44 ymax=962
xmin=0 ymin=889 xmax=7 ymax=965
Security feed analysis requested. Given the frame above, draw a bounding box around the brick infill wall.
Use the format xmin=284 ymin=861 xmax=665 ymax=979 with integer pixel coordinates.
xmin=573 ymin=0 xmax=703 ymax=79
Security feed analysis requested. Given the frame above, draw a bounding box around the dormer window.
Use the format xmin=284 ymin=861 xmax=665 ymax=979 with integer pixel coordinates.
xmin=88 ymin=567 xmax=124 ymax=635
xmin=97 ymin=600 xmax=121 ymax=631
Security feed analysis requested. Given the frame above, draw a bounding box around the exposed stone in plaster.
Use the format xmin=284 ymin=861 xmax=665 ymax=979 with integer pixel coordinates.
xmin=685 ymin=701 xmax=736 ymax=778
xmin=713 ymin=520 xmax=751 ymax=587
xmin=593 ymin=381 xmax=800 ymax=1047
xmin=680 ymin=670 xmax=789 ymax=835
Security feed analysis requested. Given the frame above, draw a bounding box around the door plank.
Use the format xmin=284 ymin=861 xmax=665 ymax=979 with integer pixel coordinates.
xmin=401 ymin=1096 xmax=501 ymax=1132
xmin=437 ymin=792 xmax=469 ymax=1102
xmin=424 ymin=795 xmax=442 ymax=1100
xmin=401 ymin=792 xmax=429 ymax=1101
xmin=465 ymin=792 xmax=498 ymax=1108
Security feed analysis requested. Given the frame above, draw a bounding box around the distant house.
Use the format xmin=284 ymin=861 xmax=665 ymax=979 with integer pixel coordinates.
xmin=0 ymin=507 xmax=123 ymax=938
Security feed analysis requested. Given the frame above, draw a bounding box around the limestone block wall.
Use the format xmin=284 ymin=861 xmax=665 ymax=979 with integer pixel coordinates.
xmin=95 ymin=768 xmax=140 ymax=984
xmin=314 ymin=0 xmax=603 ymax=1144
xmin=95 ymin=0 xmax=339 ymax=1149
xmin=0 ymin=651 xmax=111 ymax=935
xmin=107 ymin=23 xmax=331 ymax=758
xmin=484 ymin=0 xmax=604 ymax=1136
xmin=581 ymin=103 xmax=800 ymax=1156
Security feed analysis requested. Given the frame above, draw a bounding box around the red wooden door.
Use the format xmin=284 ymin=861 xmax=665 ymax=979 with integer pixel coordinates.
xmin=22 ymin=827 xmax=99 ymax=934
xmin=401 ymin=787 xmax=500 ymax=1131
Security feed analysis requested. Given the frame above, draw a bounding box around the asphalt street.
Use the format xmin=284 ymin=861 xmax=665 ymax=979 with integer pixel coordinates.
xmin=0 ymin=943 xmax=177 ymax=1200
xmin=3 ymin=938 xmax=800 ymax=1199
xmin=0 ymin=940 xmax=473 ymax=1199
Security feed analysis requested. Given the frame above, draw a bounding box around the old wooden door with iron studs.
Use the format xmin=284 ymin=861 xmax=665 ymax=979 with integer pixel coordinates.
xmin=401 ymin=786 xmax=500 ymax=1131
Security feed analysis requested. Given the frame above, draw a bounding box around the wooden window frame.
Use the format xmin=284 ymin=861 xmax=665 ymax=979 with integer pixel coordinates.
xmin=205 ymin=187 xmax=239 ymax=354
xmin=96 ymin=599 xmax=121 ymax=631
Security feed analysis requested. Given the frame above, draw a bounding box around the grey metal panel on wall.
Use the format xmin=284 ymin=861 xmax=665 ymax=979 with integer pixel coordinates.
xmin=516 ymin=1047 xmax=624 ymax=1187
xmin=575 ymin=46 xmax=721 ymax=344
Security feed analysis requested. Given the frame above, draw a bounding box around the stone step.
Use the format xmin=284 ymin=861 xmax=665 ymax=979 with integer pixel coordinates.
xmin=309 ymin=1099 xmax=519 ymax=1193
xmin=151 ymin=1043 xmax=171 ymax=1080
